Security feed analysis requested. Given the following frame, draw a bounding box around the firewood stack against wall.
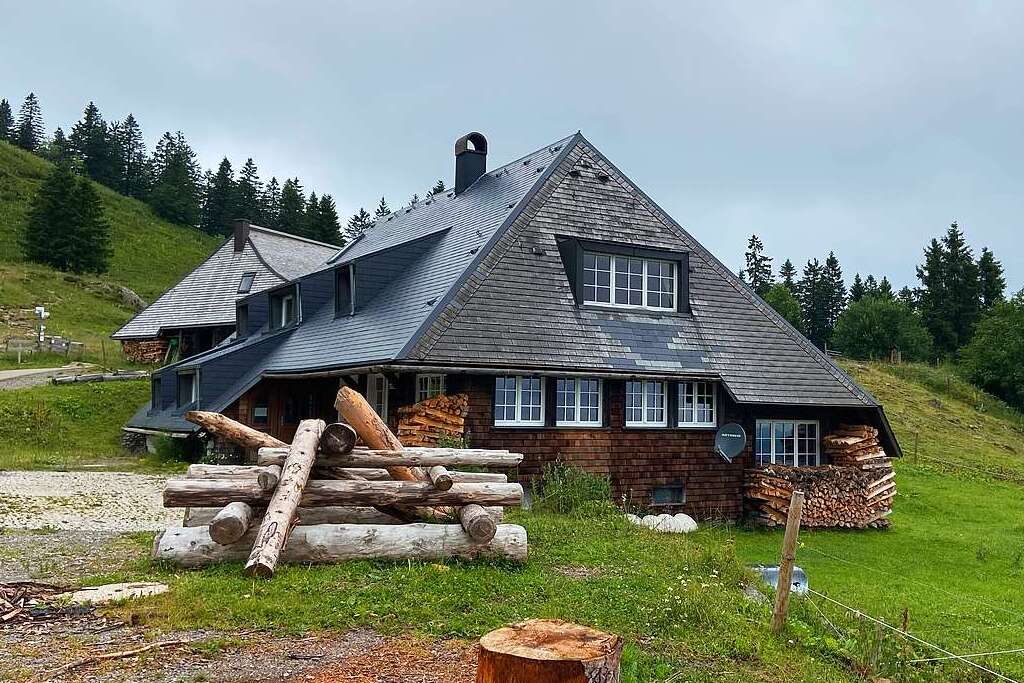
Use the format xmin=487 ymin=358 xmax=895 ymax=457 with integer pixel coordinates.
xmin=396 ymin=393 xmax=469 ymax=446
xmin=744 ymin=424 xmax=895 ymax=529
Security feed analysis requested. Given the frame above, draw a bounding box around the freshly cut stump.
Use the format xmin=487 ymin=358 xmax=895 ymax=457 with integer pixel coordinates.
xmin=477 ymin=619 xmax=623 ymax=683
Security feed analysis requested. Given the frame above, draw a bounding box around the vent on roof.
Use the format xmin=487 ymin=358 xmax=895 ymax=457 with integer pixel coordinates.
xmin=425 ymin=296 xmax=439 ymax=306
xmin=454 ymin=132 xmax=488 ymax=194
xmin=568 ymin=169 xmax=581 ymax=177
xmin=597 ymin=172 xmax=611 ymax=182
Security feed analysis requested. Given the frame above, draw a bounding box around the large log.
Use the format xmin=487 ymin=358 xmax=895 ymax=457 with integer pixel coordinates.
xmin=476 ymin=619 xmax=622 ymax=683
xmin=314 ymin=467 xmax=508 ymax=484
xmin=245 ymin=419 xmax=324 ymax=578
xmin=164 ymin=478 xmax=523 ymax=508
xmin=209 ymin=502 xmax=254 ymax=545
xmin=258 ymin=446 xmax=522 ymax=468
xmin=185 ymin=411 xmax=286 ymax=449
xmin=183 ymin=505 xmax=504 ymax=527
xmin=321 ymin=422 xmax=358 ymax=455
xmin=153 ymin=523 xmax=529 ymax=567
xmin=186 ymin=464 xmax=281 ymax=491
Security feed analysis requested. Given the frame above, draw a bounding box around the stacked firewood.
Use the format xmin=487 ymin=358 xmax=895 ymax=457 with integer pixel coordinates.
xmin=396 ymin=393 xmax=468 ymax=446
xmin=745 ymin=424 xmax=895 ymax=529
xmin=153 ymin=388 xmax=527 ymax=575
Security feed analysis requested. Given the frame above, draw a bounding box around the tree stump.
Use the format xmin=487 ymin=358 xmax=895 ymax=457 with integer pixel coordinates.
xmin=477 ymin=619 xmax=623 ymax=683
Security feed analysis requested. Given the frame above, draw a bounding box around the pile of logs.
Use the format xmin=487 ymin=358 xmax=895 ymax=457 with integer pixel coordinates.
xmin=745 ymin=424 xmax=895 ymax=529
xmin=153 ymin=387 xmax=527 ymax=575
xmin=396 ymin=393 xmax=468 ymax=446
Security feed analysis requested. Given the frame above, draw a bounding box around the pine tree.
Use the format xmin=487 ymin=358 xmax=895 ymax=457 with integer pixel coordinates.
xmin=0 ymin=99 xmax=13 ymax=142
xmin=877 ymin=276 xmax=894 ymax=300
xmin=315 ymin=194 xmax=342 ymax=245
xmin=427 ymin=179 xmax=446 ymax=197
xmin=305 ymin=191 xmax=319 ymax=238
xmin=346 ymin=208 xmax=373 ymax=242
xmin=822 ymin=252 xmax=847 ymax=341
xmin=849 ymin=273 xmax=866 ymax=303
xmin=864 ymin=275 xmax=878 ymax=298
xmin=200 ymin=157 xmax=237 ymax=236
xmin=236 ymin=158 xmax=262 ymax=222
xmin=740 ymin=234 xmax=774 ymax=297
xmin=15 ymin=92 xmax=44 ymax=153
xmin=916 ymin=222 xmax=983 ymax=354
xmin=897 ymin=286 xmax=916 ymax=310
xmin=22 ymin=164 xmax=110 ymax=274
xmin=408 ymin=193 xmax=420 ymax=207
xmin=69 ymin=101 xmax=118 ymax=186
xmin=977 ymin=247 xmax=1006 ymax=309
xmin=260 ymin=177 xmax=281 ymax=228
xmin=374 ymin=196 xmax=391 ymax=218
xmin=277 ymin=178 xmax=307 ymax=237
xmin=149 ymin=131 xmax=202 ymax=226
xmin=112 ymin=113 xmax=149 ymax=199
xmin=45 ymin=127 xmax=74 ymax=164
xmin=779 ymin=259 xmax=797 ymax=292
xmin=797 ymin=258 xmax=830 ymax=348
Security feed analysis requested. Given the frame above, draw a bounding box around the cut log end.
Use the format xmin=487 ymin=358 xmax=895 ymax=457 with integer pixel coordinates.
xmin=459 ymin=503 xmax=497 ymax=543
xmin=209 ymin=501 xmax=254 ymax=545
xmin=428 ymin=465 xmax=454 ymax=491
xmin=477 ymin=619 xmax=623 ymax=683
xmin=321 ymin=422 xmax=358 ymax=455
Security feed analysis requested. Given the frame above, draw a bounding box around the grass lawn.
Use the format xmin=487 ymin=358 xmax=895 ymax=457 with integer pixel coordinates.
xmin=721 ymin=361 xmax=1024 ymax=681
xmin=0 ymin=380 xmax=180 ymax=473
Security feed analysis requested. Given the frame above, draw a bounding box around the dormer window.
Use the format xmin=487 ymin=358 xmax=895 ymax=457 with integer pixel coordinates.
xmin=583 ymin=252 xmax=675 ymax=311
xmin=335 ymin=264 xmax=354 ymax=316
xmin=238 ymin=272 xmax=256 ymax=294
xmin=270 ymin=286 xmax=299 ymax=329
xmin=236 ymin=304 xmax=249 ymax=338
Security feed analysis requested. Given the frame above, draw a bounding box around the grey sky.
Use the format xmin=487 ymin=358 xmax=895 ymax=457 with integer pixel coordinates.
xmin=4 ymin=1 xmax=1022 ymax=291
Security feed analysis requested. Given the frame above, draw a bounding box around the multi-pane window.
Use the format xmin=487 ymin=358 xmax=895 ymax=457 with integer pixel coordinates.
xmin=678 ymin=381 xmax=716 ymax=427
xmin=582 ymin=252 xmax=675 ymax=311
xmin=366 ymin=373 xmax=389 ymax=421
xmin=416 ymin=374 xmax=446 ymax=402
xmin=755 ymin=420 xmax=819 ymax=467
xmin=494 ymin=376 xmax=544 ymax=426
xmin=625 ymin=380 xmax=667 ymax=427
xmin=555 ymin=378 xmax=602 ymax=426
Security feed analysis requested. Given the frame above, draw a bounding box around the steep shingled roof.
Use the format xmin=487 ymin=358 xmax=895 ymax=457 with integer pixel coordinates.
xmin=112 ymin=226 xmax=338 ymax=339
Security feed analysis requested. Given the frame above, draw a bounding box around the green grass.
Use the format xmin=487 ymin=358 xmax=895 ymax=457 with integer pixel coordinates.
xmin=104 ymin=511 xmax=853 ymax=682
xmin=724 ymin=361 xmax=1024 ymax=681
xmin=0 ymin=140 xmax=220 ymax=364
xmin=0 ymin=380 xmax=181 ymax=472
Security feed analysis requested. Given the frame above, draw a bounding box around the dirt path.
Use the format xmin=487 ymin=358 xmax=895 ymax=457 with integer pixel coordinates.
xmin=0 ymin=363 xmax=95 ymax=390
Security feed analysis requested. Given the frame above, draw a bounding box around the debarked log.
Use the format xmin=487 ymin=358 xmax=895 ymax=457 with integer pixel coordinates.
xmin=183 ymin=505 xmax=505 ymax=527
xmin=258 ymin=446 xmax=522 ymax=468
xmin=209 ymin=502 xmax=255 ymax=545
xmin=164 ymin=479 xmax=523 ymax=509
xmin=153 ymin=523 xmax=529 ymax=567
xmin=186 ymin=464 xmax=281 ymax=491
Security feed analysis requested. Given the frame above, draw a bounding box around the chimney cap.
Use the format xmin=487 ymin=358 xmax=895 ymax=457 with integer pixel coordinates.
xmin=455 ymin=132 xmax=487 ymax=156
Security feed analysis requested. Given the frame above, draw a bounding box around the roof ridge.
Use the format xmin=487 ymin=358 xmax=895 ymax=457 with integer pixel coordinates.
xmin=248 ymin=224 xmax=342 ymax=251
xmin=573 ymin=136 xmax=878 ymax=408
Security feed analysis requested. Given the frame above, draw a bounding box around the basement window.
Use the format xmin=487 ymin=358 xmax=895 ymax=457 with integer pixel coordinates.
xmin=555 ymin=377 xmax=602 ymax=427
xmin=416 ymin=374 xmax=446 ymax=402
xmin=651 ymin=485 xmax=686 ymax=506
xmin=756 ymin=420 xmax=820 ymax=467
xmin=494 ymin=376 xmax=544 ymax=427
xmin=238 ymin=271 xmax=256 ymax=294
xmin=625 ymin=380 xmax=667 ymax=427
xmin=678 ymin=381 xmax=716 ymax=428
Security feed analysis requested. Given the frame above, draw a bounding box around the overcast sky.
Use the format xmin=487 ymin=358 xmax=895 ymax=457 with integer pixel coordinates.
xmin=4 ymin=1 xmax=1022 ymax=291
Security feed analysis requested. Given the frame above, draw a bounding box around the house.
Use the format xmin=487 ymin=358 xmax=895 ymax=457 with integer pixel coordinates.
xmin=111 ymin=223 xmax=338 ymax=362
xmin=128 ymin=131 xmax=900 ymax=520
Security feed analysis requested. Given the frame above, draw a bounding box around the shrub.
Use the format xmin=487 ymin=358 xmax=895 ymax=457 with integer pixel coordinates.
xmin=530 ymin=461 xmax=613 ymax=516
xmin=764 ymin=283 xmax=803 ymax=332
xmin=961 ymin=293 xmax=1024 ymax=409
xmin=833 ymin=296 xmax=933 ymax=362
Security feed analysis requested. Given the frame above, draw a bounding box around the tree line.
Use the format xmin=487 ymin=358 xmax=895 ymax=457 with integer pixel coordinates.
xmin=742 ymin=224 xmax=1022 ymax=409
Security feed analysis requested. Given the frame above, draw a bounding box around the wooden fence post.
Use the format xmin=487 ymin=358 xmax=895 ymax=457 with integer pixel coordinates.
xmin=771 ymin=489 xmax=805 ymax=634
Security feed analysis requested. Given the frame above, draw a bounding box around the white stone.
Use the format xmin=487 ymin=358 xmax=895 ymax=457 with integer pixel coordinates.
xmin=59 ymin=581 xmax=169 ymax=605
xmin=673 ymin=513 xmax=698 ymax=533
xmin=624 ymin=513 xmax=642 ymax=525
xmin=630 ymin=512 xmax=698 ymax=534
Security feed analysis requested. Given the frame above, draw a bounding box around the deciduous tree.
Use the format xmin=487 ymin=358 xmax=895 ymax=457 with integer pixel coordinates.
xmin=961 ymin=292 xmax=1024 ymax=408
xmin=764 ymin=283 xmax=803 ymax=332
xmin=833 ymin=296 xmax=932 ymax=362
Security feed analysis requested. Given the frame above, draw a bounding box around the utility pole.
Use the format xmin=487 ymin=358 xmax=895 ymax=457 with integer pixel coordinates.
xmin=771 ymin=490 xmax=805 ymax=633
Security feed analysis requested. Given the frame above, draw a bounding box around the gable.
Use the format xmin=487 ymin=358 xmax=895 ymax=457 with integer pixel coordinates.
xmin=411 ymin=138 xmax=876 ymax=408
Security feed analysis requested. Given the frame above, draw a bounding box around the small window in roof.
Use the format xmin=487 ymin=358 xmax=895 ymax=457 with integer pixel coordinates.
xmin=238 ymin=272 xmax=256 ymax=294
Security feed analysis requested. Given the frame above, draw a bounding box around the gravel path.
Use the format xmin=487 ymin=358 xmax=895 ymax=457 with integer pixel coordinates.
xmin=0 ymin=471 xmax=177 ymax=532
xmin=0 ymin=363 xmax=95 ymax=390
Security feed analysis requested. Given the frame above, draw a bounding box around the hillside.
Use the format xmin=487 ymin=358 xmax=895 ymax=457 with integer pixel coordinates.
xmin=0 ymin=141 xmax=221 ymax=361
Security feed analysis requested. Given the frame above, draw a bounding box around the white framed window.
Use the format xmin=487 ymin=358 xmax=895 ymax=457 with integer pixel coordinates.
xmin=416 ymin=374 xmax=446 ymax=402
xmin=177 ymin=371 xmax=198 ymax=407
xmin=271 ymin=287 xmax=299 ymax=329
xmin=583 ymin=252 xmax=675 ymax=311
xmin=678 ymin=381 xmax=716 ymax=427
xmin=555 ymin=377 xmax=602 ymax=427
xmin=755 ymin=419 xmax=820 ymax=467
xmin=366 ymin=373 xmax=389 ymax=421
xmin=494 ymin=376 xmax=544 ymax=427
xmin=625 ymin=380 xmax=667 ymax=427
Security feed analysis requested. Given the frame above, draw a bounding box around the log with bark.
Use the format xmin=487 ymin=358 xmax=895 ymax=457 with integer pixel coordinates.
xmin=153 ymin=523 xmax=529 ymax=567
xmin=476 ymin=619 xmax=623 ymax=683
xmin=164 ymin=479 xmax=523 ymax=509
xmin=245 ymin=418 xmax=325 ymax=578
xmin=185 ymin=411 xmax=286 ymax=449
xmin=258 ymin=446 xmax=522 ymax=469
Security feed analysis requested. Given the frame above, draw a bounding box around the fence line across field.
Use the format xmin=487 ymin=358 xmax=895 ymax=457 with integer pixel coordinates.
xmin=806 ymin=588 xmax=1021 ymax=683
